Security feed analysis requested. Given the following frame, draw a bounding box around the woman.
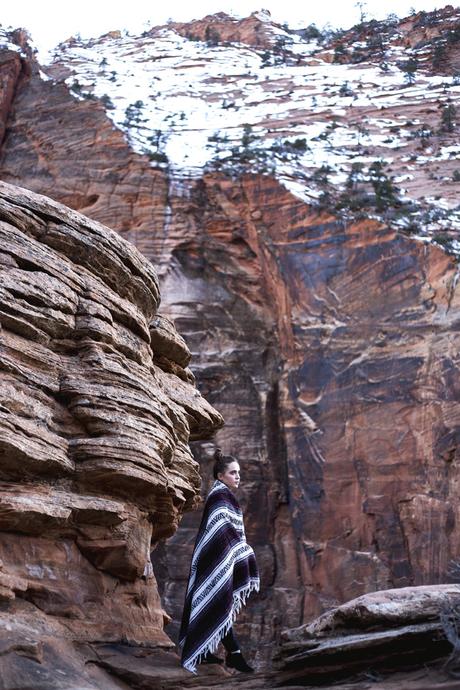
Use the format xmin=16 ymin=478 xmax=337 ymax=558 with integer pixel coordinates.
xmin=179 ymin=448 xmax=260 ymax=674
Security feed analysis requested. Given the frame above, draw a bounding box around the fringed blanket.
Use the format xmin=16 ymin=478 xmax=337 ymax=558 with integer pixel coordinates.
xmin=179 ymin=479 xmax=259 ymax=673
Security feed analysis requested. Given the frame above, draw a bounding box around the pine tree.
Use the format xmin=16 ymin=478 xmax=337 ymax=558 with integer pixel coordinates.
xmin=205 ymin=26 xmax=220 ymax=46
xmin=402 ymin=57 xmax=418 ymax=85
xmin=369 ymin=162 xmax=399 ymax=210
xmin=440 ymin=102 xmax=457 ymax=133
xmin=346 ymin=162 xmax=365 ymax=190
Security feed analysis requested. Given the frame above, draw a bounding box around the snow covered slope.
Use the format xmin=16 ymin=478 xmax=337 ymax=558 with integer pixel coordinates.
xmin=26 ymin=9 xmax=460 ymax=251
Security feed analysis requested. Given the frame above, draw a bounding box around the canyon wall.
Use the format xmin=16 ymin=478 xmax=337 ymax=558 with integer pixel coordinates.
xmin=1 ymin=19 xmax=460 ymax=669
xmin=153 ymin=173 xmax=460 ymax=667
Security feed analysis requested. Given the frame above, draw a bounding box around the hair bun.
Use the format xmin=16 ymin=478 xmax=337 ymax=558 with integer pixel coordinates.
xmin=214 ymin=447 xmax=223 ymax=461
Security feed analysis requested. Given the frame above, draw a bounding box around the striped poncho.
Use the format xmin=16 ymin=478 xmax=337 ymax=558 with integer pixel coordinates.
xmin=179 ymin=479 xmax=260 ymax=673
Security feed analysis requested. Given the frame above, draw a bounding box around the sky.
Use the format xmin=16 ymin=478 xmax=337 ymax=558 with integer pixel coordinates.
xmin=1 ymin=0 xmax=448 ymax=61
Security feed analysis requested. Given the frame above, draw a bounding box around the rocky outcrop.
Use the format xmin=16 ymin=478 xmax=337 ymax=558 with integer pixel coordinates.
xmin=0 ymin=181 xmax=222 ymax=688
xmin=276 ymin=585 xmax=460 ymax=684
xmin=397 ymin=6 xmax=460 ymax=73
xmin=164 ymin=10 xmax=279 ymax=48
xmin=331 ymin=5 xmax=460 ymax=74
xmin=0 ymin=30 xmax=26 ymax=144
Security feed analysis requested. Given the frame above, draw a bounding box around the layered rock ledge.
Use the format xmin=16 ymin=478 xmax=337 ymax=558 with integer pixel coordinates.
xmin=0 ymin=181 xmax=223 ymax=688
xmin=276 ymin=585 xmax=460 ymax=686
xmin=66 ymin=585 xmax=460 ymax=690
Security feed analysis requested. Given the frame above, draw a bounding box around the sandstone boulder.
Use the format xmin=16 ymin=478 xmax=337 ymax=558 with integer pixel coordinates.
xmin=276 ymin=585 xmax=460 ymax=685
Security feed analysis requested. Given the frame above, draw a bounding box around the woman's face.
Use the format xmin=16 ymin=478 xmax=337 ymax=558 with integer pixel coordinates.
xmin=218 ymin=461 xmax=241 ymax=491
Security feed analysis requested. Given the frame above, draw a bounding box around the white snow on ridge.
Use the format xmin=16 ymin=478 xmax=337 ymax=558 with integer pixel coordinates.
xmin=0 ymin=27 xmax=24 ymax=55
xmin=47 ymin=17 xmax=460 ymax=241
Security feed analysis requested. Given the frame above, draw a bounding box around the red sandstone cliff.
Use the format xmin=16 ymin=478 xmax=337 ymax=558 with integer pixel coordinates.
xmin=0 ymin=9 xmax=460 ymax=678
xmin=165 ymin=10 xmax=278 ymax=47
xmin=0 ymin=180 xmax=223 ymax=686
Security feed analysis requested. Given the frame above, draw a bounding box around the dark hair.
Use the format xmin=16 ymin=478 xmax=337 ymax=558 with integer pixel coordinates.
xmin=213 ymin=447 xmax=237 ymax=479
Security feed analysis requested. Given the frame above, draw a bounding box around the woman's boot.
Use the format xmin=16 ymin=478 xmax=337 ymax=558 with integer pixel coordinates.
xmin=225 ymin=650 xmax=254 ymax=673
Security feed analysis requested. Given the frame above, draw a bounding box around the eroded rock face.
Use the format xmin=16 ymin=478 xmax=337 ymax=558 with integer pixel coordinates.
xmin=153 ymin=173 xmax=460 ymax=668
xmin=0 ymin=50 xmax=21 ymax=144
xmin=0 ymin=29 xmax=30 ymax=145
xmin=0 ymin=181 xmax=223 ymax=687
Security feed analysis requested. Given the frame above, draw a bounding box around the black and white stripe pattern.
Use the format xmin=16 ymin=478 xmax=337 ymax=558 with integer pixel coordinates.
xmin=179 ymin=480 xmax=260 ymax=673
